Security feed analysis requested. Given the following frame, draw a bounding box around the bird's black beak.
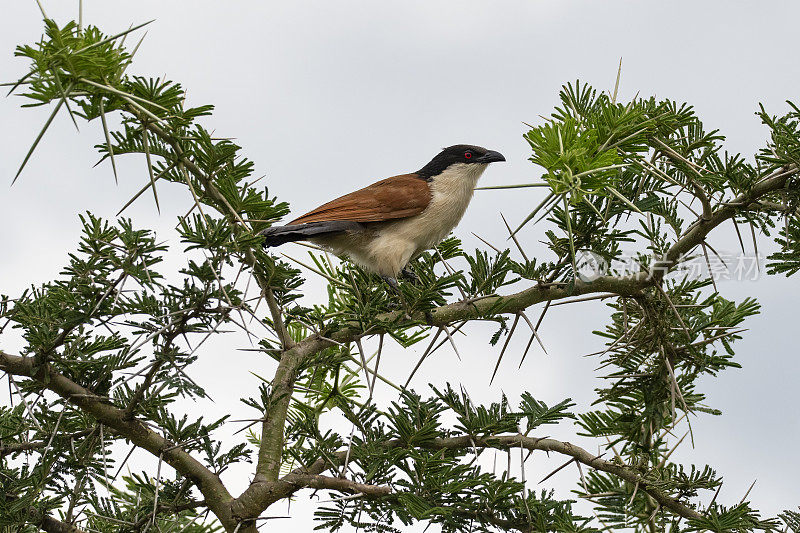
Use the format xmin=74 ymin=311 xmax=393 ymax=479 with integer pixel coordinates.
xmin=476 ymin=150 xmax=506 ymax=163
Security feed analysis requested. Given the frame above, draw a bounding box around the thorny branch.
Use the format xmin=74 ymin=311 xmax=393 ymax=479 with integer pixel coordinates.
xmin=0 ymin=428 xmax=94 ymax=457
xmin=115 ymin=73 xmax=797 ymax=526
xmin=78 ymin=133 xmax=800 ymax=526
xmin=5 ymin=24 xmax=799 ymax=530
xmin=231 ymin=162 xmax=797 ymax=522
xmin=232 ymin=432 xmax=704 ymax=525
xmin=4 ymin=151 xmax=795 ymax=530
xmin=0 ymin=350 xmax=238 ymax=531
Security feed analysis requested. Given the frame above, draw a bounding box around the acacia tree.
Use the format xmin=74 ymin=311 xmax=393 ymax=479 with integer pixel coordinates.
xmin=2 ymin=17 xmax=800 ymax=533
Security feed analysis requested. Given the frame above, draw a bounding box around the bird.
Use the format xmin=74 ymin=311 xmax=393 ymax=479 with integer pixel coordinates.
xmin=260 ymin=144 xmax=506 ymax=291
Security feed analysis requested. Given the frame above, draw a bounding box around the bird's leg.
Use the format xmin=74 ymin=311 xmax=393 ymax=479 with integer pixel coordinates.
xmin=382 ymin=276 xmax=412 ymax=318
xmin=382 ymin=275 xmax=401 ymax=294
xmin=398 ymin=267 xmax=433 ymax=322
xmin=399 ymin=267 xmax=420 ymax=284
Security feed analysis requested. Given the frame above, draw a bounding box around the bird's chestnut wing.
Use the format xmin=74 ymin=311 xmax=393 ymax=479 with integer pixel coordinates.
xmin=289 ymin=174 xmax=430 ymax=224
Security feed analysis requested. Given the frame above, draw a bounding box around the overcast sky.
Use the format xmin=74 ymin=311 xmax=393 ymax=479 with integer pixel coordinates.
xmin=2 ymin=1 xmax=799 ymax=530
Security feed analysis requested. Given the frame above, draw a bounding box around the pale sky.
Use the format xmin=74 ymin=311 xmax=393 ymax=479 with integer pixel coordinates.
xmin=1 ymin=1 xmax=799 ymax=530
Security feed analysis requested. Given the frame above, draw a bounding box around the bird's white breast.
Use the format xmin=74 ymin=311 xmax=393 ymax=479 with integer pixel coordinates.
xmin=361 ymin=163 xmax=488 ymax=276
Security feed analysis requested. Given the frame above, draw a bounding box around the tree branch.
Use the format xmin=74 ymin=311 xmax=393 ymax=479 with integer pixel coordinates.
xmin=446 ymin=508 xmax=534 ymax=533
xmin=123 ymin=319 xmax=188 ymax=419
xmin=281 ymin=473 xmax=391 ymax=496
xmin=123 ymin=357 xmax=164 ymax=418
xmin=229 ymin=162 xmax=800 ymax=522
xmin=254 ymin=336 xmax=331 ymax=484
xmin=652 ymin=138 xmax=714 ymax=220
xmin=121 ymin=96 xmax=798 ymax=529
xmin=130 ymin=500 xmax=206 ymax=531
xmin=653 ymin=163 xmax=797 ymax=280
xmin=30 ymin=511 xmax=88 ymax=533
xmin=0 ymin=350 xmax=237 ymax=531
xmin=264 ymin=286 xmax=293 ymax=351
xmin=232 ymin=447 xmax=388 ymax=519
xmin=130 ymin=109 xmax=300 ymax=492
xmin=0 ymin=428 xmax=94 ymax=457
xmin=233 ymin=431 xmax=703 ymax=525
xmin=424 ymin=434 xmax=704 ymax=521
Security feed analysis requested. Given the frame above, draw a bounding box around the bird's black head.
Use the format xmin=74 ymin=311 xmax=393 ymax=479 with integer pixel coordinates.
xmin=416 ymin=144 xmax=506 ymax=179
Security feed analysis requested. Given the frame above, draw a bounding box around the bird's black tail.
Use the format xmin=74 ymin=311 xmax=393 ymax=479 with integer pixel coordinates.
xmin=260 ymin=221 xmax=364 ymax=247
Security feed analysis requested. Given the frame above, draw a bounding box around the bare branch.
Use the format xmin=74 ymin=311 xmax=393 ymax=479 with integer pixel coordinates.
xmin=281 ymin=473 xmax=391 ymax=497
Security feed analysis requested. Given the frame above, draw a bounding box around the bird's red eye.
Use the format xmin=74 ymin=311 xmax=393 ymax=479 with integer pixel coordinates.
xmin=464 ymin=151 xmax=472 ymax=159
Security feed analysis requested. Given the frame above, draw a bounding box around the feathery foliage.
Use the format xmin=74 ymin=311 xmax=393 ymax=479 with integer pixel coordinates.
xmin=2 ymin=15 xmax=799 ymax=533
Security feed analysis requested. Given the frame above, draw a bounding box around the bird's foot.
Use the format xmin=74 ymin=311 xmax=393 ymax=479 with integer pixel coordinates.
xmin=399 ymin=267 xmax=420 ymax=284
xmin=382 ymin=276 xmax=412 ymax=319
xmin=382 ymin=276 xmax=402 ymax=294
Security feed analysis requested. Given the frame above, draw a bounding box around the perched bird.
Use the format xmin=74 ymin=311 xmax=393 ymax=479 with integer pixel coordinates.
xmin=260 ymin=144 xmax=505 ymax=289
